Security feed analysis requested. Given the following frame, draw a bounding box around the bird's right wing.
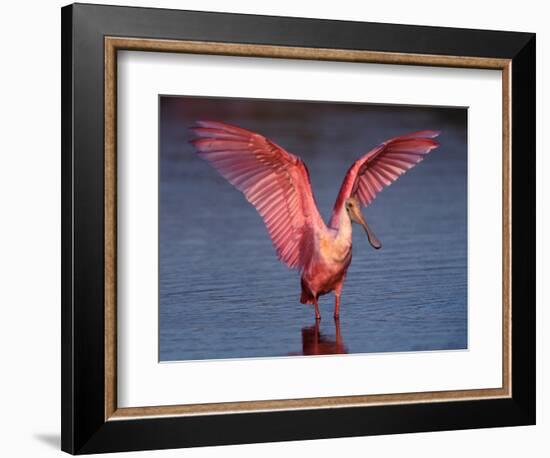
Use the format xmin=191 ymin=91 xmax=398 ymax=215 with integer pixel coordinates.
xmin=329 ymin=130 xmax=440 ymax=228
xmin=190 ymin=121 xmax=325 ymax=270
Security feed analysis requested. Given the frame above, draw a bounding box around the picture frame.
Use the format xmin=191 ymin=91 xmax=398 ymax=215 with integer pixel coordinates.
xmin=61 ymin=3 xmax=536 ymax=454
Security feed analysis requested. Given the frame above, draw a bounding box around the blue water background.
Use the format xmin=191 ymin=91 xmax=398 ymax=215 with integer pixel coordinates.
xmin=159 ymin=96 xmax=468 ymax=361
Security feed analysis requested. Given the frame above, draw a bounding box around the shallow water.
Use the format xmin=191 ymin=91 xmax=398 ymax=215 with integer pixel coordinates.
xmin=159 ymin=97 xmax=467 ymax=361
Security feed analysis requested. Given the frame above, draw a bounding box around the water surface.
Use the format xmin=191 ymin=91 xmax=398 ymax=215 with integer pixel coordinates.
xmin=159 ymin=96 xmax=467 ymax=361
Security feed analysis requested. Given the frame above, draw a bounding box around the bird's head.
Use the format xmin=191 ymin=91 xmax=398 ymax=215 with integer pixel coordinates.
xmin=345 ymin=197 xmax=381 ymax=250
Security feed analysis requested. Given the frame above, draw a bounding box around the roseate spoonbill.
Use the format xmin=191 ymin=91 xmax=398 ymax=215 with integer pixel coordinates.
xmin=190 ymin=121 xmax=439 ymax=320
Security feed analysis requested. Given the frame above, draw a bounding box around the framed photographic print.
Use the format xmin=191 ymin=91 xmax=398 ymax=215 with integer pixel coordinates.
xmin=61 ymin=3 xmax=536 ymax=454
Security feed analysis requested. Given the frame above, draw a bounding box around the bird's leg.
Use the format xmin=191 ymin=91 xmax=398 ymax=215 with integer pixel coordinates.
xmin=334 ymin=318 xmax=342 ymax=346
xmin=333 ymin=293 xmax=341 ymax=320
xmin=333 ymin=282 xmax=343 ymax=320
xmin=313 ymin=296 xmax=321 ymax=321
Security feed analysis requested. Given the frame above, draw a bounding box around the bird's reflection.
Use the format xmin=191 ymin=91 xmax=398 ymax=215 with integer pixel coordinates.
xmin=292 ymin=319 xmax=348 ymax=356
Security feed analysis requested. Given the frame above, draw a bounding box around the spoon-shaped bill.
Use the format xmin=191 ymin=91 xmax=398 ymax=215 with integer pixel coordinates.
xmin=352 ymin=206 xmax=381 ymax=249
xmin=361 ymin=219 xmax=382 ymax=249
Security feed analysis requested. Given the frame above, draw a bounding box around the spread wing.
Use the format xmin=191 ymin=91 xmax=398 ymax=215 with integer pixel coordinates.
xmin=329 ymin=130 xmax=440 ymax=228
xmin=190 ymin=121 xmax=325 ymax=270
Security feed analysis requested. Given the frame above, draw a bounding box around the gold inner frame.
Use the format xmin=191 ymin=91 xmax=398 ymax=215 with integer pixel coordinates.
xmin=104 ymin=37 xmax=512 ymax=421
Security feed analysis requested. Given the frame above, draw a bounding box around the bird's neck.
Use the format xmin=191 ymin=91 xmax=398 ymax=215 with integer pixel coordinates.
xmin=335 ymin=208 xmax=353 ymax=245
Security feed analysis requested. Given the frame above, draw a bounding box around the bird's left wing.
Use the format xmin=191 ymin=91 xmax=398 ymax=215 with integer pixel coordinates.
xmin=329 ymin=130 xmax=440 ymax=228
xmin=190 ymin=121 xmax=325 ymax=270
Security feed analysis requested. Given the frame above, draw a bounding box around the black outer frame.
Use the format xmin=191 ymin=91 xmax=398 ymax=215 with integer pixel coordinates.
xmin=61 ymin=3 xmax=536 ymax=454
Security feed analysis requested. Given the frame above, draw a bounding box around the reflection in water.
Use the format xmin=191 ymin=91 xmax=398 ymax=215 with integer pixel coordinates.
xmin=291 ymin=319 xmax=348 ymax=356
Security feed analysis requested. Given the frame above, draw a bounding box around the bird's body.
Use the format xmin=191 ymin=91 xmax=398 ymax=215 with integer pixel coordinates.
xmin=299 ymin=210 xmax=352 ymax=318
xmin=190 ymin=121 xmax=439 ymax=320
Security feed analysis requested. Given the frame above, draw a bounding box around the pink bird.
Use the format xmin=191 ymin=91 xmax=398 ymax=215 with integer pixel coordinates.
xmin=190 ymin=121 xmax=439 ymax=320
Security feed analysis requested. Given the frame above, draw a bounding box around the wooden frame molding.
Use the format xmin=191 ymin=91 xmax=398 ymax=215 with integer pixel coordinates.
xmin=104 ymin=36 xmax=512 ymax=421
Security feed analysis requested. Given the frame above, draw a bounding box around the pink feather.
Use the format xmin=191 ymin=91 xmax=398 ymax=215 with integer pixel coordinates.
xmin=190 ymin=121 xmax=325 ymax=269
xmin=329 ymin=131 xmax=440 ymax=228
